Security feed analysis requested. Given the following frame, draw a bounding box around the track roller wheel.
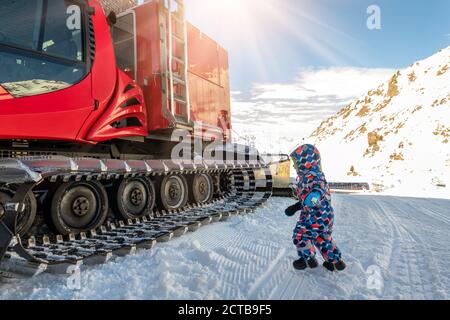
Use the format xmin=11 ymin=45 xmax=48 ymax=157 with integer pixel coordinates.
xmin=50 ymin=181 xmax=108 ymax=235
xmin=0 ymin=189 xmax=37 ymax=237
xmin=156 ymin=175 xmax=188 ymax=211
xmin=111 ymin=177 xmax=155 ymax=220
xmin=189 ymin=173 xmax=214 ymax=204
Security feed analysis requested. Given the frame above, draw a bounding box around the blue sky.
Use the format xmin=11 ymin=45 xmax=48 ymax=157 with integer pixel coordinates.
xmin=186 ymin=0 xmax=450 ymax=94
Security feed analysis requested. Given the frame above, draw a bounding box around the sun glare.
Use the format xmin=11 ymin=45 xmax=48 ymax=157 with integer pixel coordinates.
xmin=187 ymin=0 xmax=267 ymax=40
xmin=186 ymin=0 xmax=292 ymax=77
xmin=186 ymin=0 xmax=352 ymax=80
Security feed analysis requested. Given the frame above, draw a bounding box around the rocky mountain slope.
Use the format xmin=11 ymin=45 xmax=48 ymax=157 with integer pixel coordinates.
xmin=311 ymin=46 xmax=450 ymax=198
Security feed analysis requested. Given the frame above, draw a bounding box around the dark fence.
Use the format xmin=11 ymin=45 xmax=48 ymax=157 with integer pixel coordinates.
xmin=329 ymin=182 xmax=370 ymax=191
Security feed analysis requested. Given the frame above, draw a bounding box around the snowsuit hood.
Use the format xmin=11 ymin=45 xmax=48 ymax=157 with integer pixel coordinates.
xmin=290 ymin=144 xmax=322 ymax=176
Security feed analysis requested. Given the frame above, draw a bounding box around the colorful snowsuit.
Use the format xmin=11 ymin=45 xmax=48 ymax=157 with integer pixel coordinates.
xmin=290 ymin=144 xmax=342 ymax=264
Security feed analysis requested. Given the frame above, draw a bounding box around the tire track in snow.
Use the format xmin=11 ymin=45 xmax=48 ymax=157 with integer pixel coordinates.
xmin=366 ymin=198 xmax=396 ymax=271
xmin=269 ymin=267 xmax=305 ymax=300
xmin=372 ymin=197 xmax=445 ymax=299
xmin=374 ymin=198 xmax=449 ymax=299
xmin=247 ymin=248 xmax=286 ymax=299
xmin=396 ymin=197 xmax=450 ymax=226
xmin=202 ymin=211 xmax=289 ymax=299
xmin=372 ymin=198 xmax=421 ymax=299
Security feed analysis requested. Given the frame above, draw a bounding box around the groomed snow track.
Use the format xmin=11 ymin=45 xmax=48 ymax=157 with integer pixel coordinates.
xmin=0 ymin=157 xmax=272 ymax=279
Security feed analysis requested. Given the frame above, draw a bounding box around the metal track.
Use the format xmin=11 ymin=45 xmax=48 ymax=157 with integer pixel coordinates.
xmin=0 ymin=156 xmax=272 ymax=279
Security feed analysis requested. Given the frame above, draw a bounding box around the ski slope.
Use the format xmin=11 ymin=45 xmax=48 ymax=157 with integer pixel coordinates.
xmin=0 ymin=195 xmax=449 ymax=300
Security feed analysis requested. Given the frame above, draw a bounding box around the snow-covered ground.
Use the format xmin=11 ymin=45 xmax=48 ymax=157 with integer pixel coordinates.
xmin=1 ymin=194 xmax=449 ymax=300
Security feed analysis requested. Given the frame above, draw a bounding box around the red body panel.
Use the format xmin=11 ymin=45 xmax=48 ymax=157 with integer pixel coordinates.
xmin=132 ymin=1 xmax=232 ymax=140
xmin=0 ymin=87 xmax=12 ymax=101
xmin=86 ymin=69 xmax=147 ymax=142
xmin=188 ymin=26 xmax=231 ymax=140
xmin=133 ymin=1 xmax=168 ymax=132
xmin=78 ymin=1 xmax=147 ymax=142
xmin=0 ymin=74 xmax=94 ymax=142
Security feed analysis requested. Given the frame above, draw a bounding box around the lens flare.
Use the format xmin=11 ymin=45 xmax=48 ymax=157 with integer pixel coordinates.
xmin=186 ymin=0 xmax=353 ymax=72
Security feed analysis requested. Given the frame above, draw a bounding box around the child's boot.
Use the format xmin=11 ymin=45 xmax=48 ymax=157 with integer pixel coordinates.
xmin=293 ymin=258 xmax=307 ymax=270
xmin=323 ymin=260 xmax=346 ymax=272
xmin=306 ymin=257 xmax=319 ymax=269
xmin=293 ymin=257 xmax=319 ymax=270
xmin=335 ymin=260 xmax=346 ymax=271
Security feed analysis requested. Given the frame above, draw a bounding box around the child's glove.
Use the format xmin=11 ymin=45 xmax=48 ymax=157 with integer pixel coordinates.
xmin=304 ymin=191 xmax=322 ymax=209
xmin=285 ymin=201 xmax=302 ymax=216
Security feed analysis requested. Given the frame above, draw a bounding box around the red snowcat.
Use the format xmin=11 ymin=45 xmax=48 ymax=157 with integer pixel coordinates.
xmin=0 ymin=0 xmax=274 ymax=277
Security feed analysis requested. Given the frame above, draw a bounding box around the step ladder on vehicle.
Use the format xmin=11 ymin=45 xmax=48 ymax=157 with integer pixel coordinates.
xmin=159 ymin=0 xmax=191 ymax=129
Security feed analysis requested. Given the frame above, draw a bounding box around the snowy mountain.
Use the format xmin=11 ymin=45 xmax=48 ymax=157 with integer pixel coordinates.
xmin=231 ymin=67 xmax=395 ymax=156
xmin=310 ymin=46 xmax=450 ymax=198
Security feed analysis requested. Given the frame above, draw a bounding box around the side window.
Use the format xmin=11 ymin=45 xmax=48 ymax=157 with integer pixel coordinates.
xmin=112 ymin=13 xmax=136 ymax=79
xmin=0 ymin=0 xmax=83 ymax=62
xmin=43 ymin=2 xmax=84 ymax=62
xmin=0 ymin=0 xmax=42 ymax=50
xmin=0 ymin=0 xmax=87 ymax=97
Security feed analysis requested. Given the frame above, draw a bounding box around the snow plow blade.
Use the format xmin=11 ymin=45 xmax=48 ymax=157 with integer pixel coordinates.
xmin=0 ymin=161 xmax=44 ymax=273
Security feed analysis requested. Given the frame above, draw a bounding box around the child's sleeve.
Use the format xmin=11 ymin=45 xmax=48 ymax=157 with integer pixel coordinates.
xmin=309 ymin=180 xmax=327 ymax=200
xmin=304 ymin=191 xmax=322 ymax=208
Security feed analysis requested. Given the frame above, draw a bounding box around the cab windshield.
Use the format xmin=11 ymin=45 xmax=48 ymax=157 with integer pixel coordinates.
xmin=0 ymin=0 xmax=87 ymax=98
